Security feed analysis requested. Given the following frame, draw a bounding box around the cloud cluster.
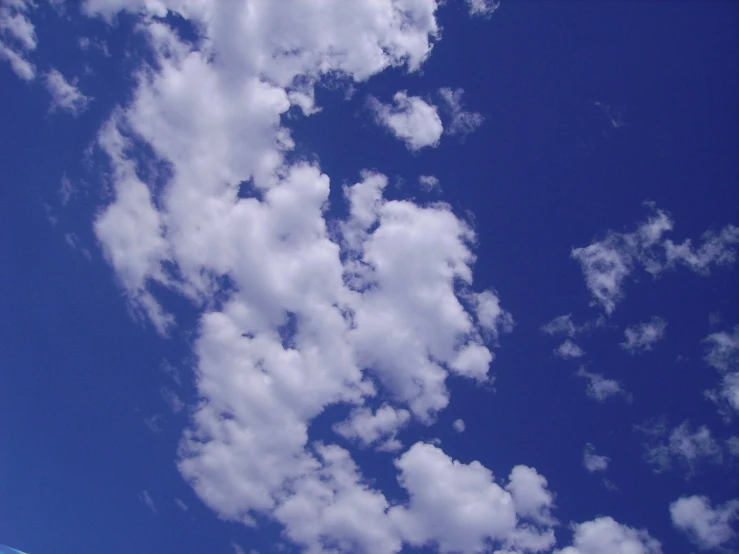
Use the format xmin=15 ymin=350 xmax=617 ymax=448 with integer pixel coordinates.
xmin=78 ymin=2 xmax=549 ymax=551
xmin=572 ymin=206 xmax=739 ymax=314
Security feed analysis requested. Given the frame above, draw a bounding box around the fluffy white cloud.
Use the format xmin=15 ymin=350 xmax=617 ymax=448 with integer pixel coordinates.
xmin=438 ymin=87 xmax=484 ymax=138
xmin=81 ymin=4 xmax=527 ymax=551
xmin=621 ymin=317 xmax=667 ymax=354
xmin=555 ymin=340 xmax=585 ymax=359
xmin=555 ymin=517 xmax=662 ymax=554
xmin=572 ymin=206 xmax=738 ymax=314
xmin=465 ymin=0 xmax=501 ymax=17
xmin=583 ymin=443 xmax=609 ymax=473
xmin=45 ymin=69 xmax=91 ymax=115
xmin=370 ymin=91 xmax=443 ymax=151
xmin=333 ymin=405 xmax=410 ymax=450
xmin=704 ymin=327 xmax=739 ymax=416
xmin=670 ymin=495 xmax=739 ymax=550
xmin=390 ymin=443 xmax=556 ymax=554
xmin=576 ymin=368 xmax=629 ymax=402
xmin=639 ymin=420 xmax=723 ymax=475
xmin=0 ymin=0 xmax=36 ymax=80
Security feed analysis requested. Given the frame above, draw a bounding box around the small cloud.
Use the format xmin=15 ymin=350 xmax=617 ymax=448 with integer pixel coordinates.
xmin=139 ymin=490 xmax=156 ymax=514
xmin=583 ymin=443 xmax=610 ymax=473
xmin=64 ymin=233 xmax=92 ymax=261
xmin=160 ymin=359 xmax=183 ymax=387
xmin=576 ymin=367 xmax=630 ymax=402
xmin=555 ymin=339 xmax=585 ymax=359
xmin=621 ymin=316 xmax=667 ymax=354
xmin=232 ymin=543 xmax=247 ymax=554
xmin=542 ymin=314 xmax=578 ymax=338
xmin=464 ymin=0 xmax=501 ymax=17
xmin=438 ymin=87 xmax=484 ymax=138
xmin=670 ymin=495 xmax=739 ymax=550
xmin=418 ymin=174 xmax=440 ymax=192
xmin=59 ymin=174 xmax=76 ymax=205
xmin=174 ymin=498 xmax=188 ymax=511
xmin=368 ymin=91 xmax=443 ymax=151
xmin=452 ymin=419 xmax=466 ymax=433
xmin=45 ymin=69 xmax=91 ymax=115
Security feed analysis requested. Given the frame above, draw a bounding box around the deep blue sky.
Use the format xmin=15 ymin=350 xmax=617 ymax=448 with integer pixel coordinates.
xmin=1 ymin=1 xmax=737 ymax=553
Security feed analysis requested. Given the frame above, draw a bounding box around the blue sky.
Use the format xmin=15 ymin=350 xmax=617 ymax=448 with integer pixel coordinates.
xmin=1 ymin=1 xmax=738 ymax=553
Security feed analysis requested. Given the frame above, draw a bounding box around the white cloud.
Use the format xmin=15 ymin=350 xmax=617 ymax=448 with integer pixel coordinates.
xmin=80 ymin=5 xmax=530 ymax=551
xmin=621 ymin=317 xmax=667 ymax=354
xmin=555 ymin=517 xmax=662 ymax=554
xmin=670 ymin=495 xmax=739 ymax=550
xmin=583 ymin=443 xmax=609 ymax=473
xmin=572 ymin=205 xmax=738 ymax=314
xmin=438 ymin=87 xmax=484 ymax=137
xmin=418 ymin=174 xmax=440 ymax=192
xmin=576 ymin=368 xmax=629 ymax=402
xmin=174 ymin=498 xmax=188 ymax=511
xmin=232 ymin=543 xmax=247 ymax=554
xmin=390 ymin=443 xmax=556 ymax=554
xmin=45 ymin=69 xmax=91 ymax=115
xmin=703 ymin=326 xmax=739 ymax=416
xmin=555 ymin=340 xmax=585 ymax=359
xmin=369 ymin=91 xmax=443 ymax=151
xmin=465 ymin=0 xmax=501 ymax=17
xmin=139 ymin=490 xmax=157 ymax=514
xmin=452 ymin=419 xmax=465 ymax=433
xmin=639 ymin=420 xmax=723 ymax=475
xmin=333 ymin=405 xmax=410 ymax=450
xmin=0 ymin=0 xmax=36 ymax=80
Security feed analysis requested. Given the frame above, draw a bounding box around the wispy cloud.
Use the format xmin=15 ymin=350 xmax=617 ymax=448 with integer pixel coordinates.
xmin=139 ymin=490 xmax=156 ymax=514
xmin=438 ymin=87 xmax=484 ymax=138
xmin=577 ymin=367 xmax=630 ymax=402
xmin=583 ymin=443 xmax=610 ymax=473
xmin=45 ymin=69 xmax=91 ymax=115
xmin=670 ymin=495 xmax=739 ymax=550
xmin=621 ymin=316 xmax=667 ymax=354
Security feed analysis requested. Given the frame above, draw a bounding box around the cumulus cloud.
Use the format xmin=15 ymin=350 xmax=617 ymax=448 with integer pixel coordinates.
xmin=79 ymin=4 xmax=535 ymax=551
xmin=391 ymin=443 xmax=556 ymax=553
xmin=438 ymin=87 xmax=484 ymax=138
xmin=45 ymin=69 xmax=91 ymax=115
xmin=670 ymin=495 xmax=739 ymax=550
xmin=555 ymin=340 xmax=585 ymax=359
xmin=621 ymin=317 xmax=667 ymax=354
xmin=583 ymin=443 xmax=609 ymax=473
xmin=369 ymin=91 xmax=443 ymax=151
xmin=576 ymin=368 xmax=630 ymax=402
xmin=452 ymin=419 xmax=465 ymax=433
xmin=333 ymin=405 xmax=410 ymax=450
xmin=465 ymin=0 xmax=501 ymax=18
xmin=704 ymin=327 xmax=739 ymax=417
xmin=555 ymin=517 xmax=662 ymax=554
xmin=638 ymin=419 xmax=723 ymax=476
xmin=572 ymin=205 xmax=739 ymax=314
xmin=0 ymin=0 xmax=36 ymax=80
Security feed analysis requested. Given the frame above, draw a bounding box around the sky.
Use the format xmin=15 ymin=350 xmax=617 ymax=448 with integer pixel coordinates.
xmin=1 ymin=1 xmax=738 ymax=553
